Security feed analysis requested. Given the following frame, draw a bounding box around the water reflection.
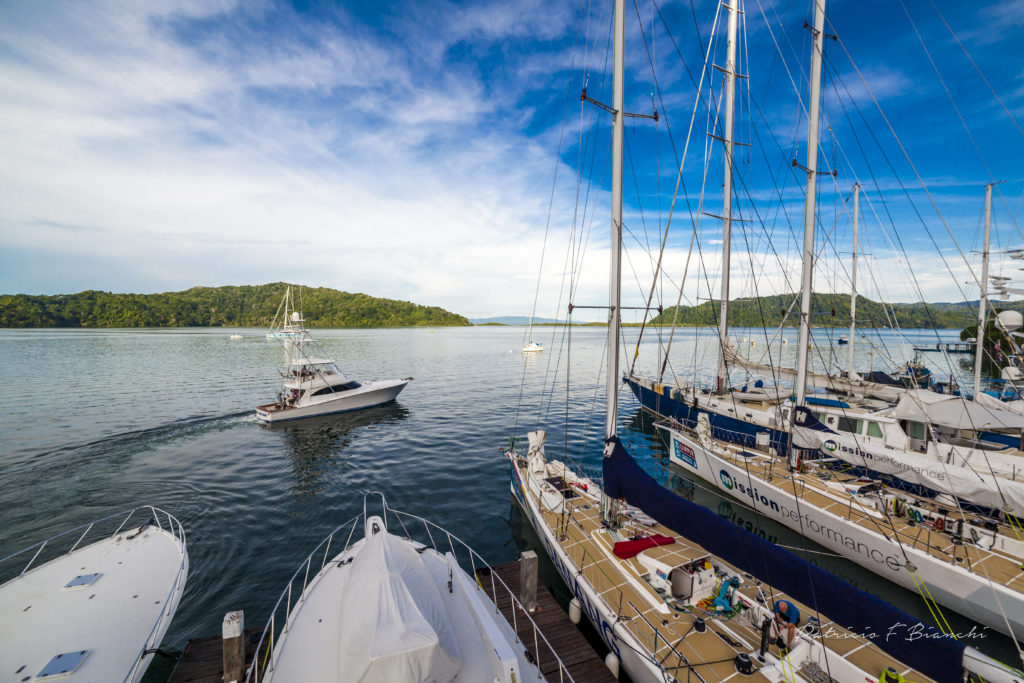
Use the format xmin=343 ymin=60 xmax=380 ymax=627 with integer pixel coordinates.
xmin=260 ymin=405 xmax=410 ymax=499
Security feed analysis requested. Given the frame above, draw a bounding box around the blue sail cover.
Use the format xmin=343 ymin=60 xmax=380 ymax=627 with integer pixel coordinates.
xmin=602 ymin=436 xmax=966 ymax=681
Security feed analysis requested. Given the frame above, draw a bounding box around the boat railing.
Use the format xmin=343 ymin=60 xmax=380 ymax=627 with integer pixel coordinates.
xmin=0 ymin=505 xmax=186 ymax=581
xmin=248 ymin=500 xmax=574 ymax=682
xmin=0 ymin=506 xmax=188 ymax=683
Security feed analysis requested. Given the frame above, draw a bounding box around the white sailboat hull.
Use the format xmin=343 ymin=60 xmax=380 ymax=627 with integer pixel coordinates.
xmin=255 ymin=379 xmax=409 ymax=422
xmin=668 ymin=429 xmax=1024 ymax=639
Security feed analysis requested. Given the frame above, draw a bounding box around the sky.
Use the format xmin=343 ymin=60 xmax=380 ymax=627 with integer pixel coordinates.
xmin=0 ymin=0 xmax=1022 ymax=320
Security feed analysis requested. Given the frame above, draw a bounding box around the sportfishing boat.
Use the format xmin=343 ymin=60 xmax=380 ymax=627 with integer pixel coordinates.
xmin=504 ymin=0 xmax=1016 ymax=679
xmin=0 ymin=506 xmax=188 ymax=683
xmin=246 ymin=493 xmax=569 ymax=682
xmin=255 ymin=306 xmax=410 ymax=423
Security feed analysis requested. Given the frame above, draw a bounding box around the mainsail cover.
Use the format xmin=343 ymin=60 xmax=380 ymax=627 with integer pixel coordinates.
xmin=602 ymin=436 xmax=965 ymax=682
xmin=794 ymin=407 xmax=1024 ymax=516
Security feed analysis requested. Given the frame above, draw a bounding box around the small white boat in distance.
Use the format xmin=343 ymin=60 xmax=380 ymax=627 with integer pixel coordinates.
xmin=0 ymin=507 xmax=188 ymax=683
xmin=256 ymin=303 xmax=410 ymax=423
xmin=522 ymin=341 xmax=543 ymax=353
xmin=229 ymin=334 xmax=243 ymax=340
xmin=247 ymin=494 xmax=569 ymax=683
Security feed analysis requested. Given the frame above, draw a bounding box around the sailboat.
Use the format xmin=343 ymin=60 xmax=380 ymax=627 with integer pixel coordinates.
xmin=0 ymin=506 xmax=188 ymax=683
xmin=256 ymin=292 xmax=411 ymax=422
xmin=504 ymin=0 xmax=1011 ymax=680
xmin=245 ymin=493 xmax=568 ymax=682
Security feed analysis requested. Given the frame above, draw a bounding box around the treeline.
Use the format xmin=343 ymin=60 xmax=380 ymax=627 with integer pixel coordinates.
xmin=649 ymin=293 xmax=1024 ymax=329
xmin=0 ymin=283 xmax=471 ymax=328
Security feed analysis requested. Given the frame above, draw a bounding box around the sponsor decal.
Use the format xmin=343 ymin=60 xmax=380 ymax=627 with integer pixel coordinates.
xmin=823 ymin=439 xmax=838 ymax=452
xmin=719 ymin=470 xmax=734 ymax=489
xmin=674 ymin=440 xmax=698 ymax=468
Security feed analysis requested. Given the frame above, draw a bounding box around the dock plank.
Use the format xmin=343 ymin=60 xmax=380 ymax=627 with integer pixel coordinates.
xmin=477 ymin=560 xmax=617 ymax=683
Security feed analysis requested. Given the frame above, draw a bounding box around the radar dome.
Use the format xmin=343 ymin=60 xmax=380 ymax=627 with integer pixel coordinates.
xmin=290 ymin=312 xmax=302 ymax=322
xmin=997 ymin=310 xmax=1023 ymax=332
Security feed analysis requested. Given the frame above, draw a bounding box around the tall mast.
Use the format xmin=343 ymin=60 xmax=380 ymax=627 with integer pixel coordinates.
xmin=974 ymin=183 xmax=993 ymax=398
xmin=847 ymin=182 xmax=860 ymax=378
xmin=605 ymin=0 xmax=625 ymax=441
xmin=715 ymin=0 xmax=739 ymax=394
xmin=794 ymin=0 xmax=827 ymax=408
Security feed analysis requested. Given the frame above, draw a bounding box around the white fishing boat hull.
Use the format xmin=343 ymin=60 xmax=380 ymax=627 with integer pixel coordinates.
xmin=255 ymin=378 xmax=409 ymax=422
xmin=0 ymin=511 xmax=188 ymax=683
xmin=522 ymin=342 xmax=543 ymax=353
xmin=667 ymin=428 xmax=1024 ymax=639
xmin=509 ymin=456 xmax=666 ymax=683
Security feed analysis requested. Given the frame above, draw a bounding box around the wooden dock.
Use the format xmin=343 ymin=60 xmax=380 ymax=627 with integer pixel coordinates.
xmin=167 ymin=627 xmax=267 ymax=683
xmin=476 ymin=560 xmax=617 ymax=682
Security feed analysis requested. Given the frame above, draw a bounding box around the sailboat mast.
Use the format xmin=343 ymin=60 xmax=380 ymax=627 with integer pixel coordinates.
xmin=605 ymin=0 xmax=625 ymax=442
xmin=794 ymin=0 xmax=827 ymax=408
xmin=974 ymin=183 xmax=993 ymax=398
xmin=848 ymin=183 xmax=860 ymax=378
xmin=715 ymin=0 xmax=739 ymax=393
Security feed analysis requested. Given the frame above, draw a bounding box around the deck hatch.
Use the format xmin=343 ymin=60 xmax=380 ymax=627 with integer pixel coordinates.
xmin=63 ymin=573 xmax=102 ymax=590
xmin=37 ymin=650 xmax=89 ymax=678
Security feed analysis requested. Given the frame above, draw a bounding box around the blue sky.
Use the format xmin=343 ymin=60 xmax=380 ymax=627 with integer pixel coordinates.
xmin=0 ymin=0 xmax=1021 ymax=319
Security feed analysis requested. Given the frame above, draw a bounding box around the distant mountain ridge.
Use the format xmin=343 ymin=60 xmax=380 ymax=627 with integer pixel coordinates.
xmin=650 ymin=293 xmax=1024 ymax=329
xmin=0 ymin=283 xmax=471 ymax=328
xmin=470 ymin=316 xmax=561 ymax=325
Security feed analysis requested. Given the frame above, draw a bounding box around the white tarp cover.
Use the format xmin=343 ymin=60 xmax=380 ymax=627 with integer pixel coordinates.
xmin=887 ymin=390 xmax=1024 ymax=431
xmin=800 ymin=426 xmax=1024 ymax=515
xmin=336 ymin=530 xmax=461 ymax=682
xmin=975 ymin=390 xmax=1024 ymax=417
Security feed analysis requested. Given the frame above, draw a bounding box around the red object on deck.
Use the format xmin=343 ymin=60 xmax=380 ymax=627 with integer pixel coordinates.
xmin=612 ymin=534 xmax=675 ymax=559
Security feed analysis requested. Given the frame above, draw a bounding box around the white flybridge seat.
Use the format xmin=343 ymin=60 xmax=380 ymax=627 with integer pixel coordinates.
xmin=0 ymin=507 xmax=188 ymax=683
xmin=248 ymin=494 xmax=571 ymax=683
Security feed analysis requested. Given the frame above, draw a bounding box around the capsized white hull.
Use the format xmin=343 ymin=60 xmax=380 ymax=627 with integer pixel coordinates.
xmin=668 ymin=428 xmax=1024 ymax=639
xmin=0 ymin=510 xmax=188 ymax=683
xmin=255 ymin=378 xmax=409 ymax=422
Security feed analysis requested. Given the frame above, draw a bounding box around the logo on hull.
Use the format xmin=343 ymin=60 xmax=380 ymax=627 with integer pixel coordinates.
xmin=674 ymin=440 xmax=697 ymax=468
xmin=719 ymin=470 xmax=734 ymax=489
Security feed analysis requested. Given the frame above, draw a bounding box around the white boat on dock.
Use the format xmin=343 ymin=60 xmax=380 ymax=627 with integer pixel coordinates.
xmin=246 ymin=494 xmax=570 ymax=682
xmin=0 ymin=506 xmax=188 ymax=683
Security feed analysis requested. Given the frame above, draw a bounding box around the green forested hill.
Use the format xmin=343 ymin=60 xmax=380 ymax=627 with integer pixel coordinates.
xmin=0 ymin=283 xmax=471 ymax=328
xmin=649 ymin=293 xmax=1024 ymax=329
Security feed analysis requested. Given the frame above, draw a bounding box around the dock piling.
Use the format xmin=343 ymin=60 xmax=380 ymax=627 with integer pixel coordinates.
xmin=520 ymin=550 xmax=538 ymax=613
xmin=222 ymin=610 xmax=244 ymax=683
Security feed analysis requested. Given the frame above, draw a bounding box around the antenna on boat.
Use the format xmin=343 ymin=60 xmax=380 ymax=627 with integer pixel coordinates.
xmin=793 ymin=0 xmax=827 ymax=410
xmin=973 ymin=183 xmax=993 ymax=398
xmin=715 ymin=0 xmax=740 ymax=394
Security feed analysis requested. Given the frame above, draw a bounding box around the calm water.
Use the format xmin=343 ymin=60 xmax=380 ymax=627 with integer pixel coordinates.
xmin=0 ymin=324 xmax=1014 ymax=674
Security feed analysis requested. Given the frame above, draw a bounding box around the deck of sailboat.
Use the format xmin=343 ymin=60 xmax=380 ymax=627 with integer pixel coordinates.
xmin=517 ymin=460 xmax=930 ymax=682
xmin=702 ymin=436 xmax=1024 ymax=592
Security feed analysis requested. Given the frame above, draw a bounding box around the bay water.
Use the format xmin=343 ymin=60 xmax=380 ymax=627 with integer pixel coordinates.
xmin=0 ymin=324 xmax=1013 ymax=674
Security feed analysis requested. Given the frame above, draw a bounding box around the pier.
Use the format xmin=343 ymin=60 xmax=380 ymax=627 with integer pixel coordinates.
xmin=913 ymin=341 xmax=975 ymax=354
xmin=476 ymin=559 xmax=617 ymax=682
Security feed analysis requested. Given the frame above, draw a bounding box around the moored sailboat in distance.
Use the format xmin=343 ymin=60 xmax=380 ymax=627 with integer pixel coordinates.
xmin=246 ymin=493 xmax=569 ymax=682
